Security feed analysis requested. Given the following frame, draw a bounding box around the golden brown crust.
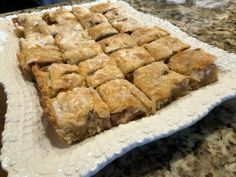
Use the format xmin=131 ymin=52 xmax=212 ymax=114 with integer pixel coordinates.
xmin=72 ymin=6 xmax=90 ymax=20
xmin=133 ymin=62 xmax=191 ymax=110
xmin=144 ymin=41 xmax=173 ymax=61
xmin=81 ymin=54 xmax=124 ymax=87
xmin=131 ymin=26 xmax=170 ymax=46
xmin=55 ymin=30 xmax=91 ymax=51
xmin=99 ymin=33 xmax=137 ymax=54
xmin=111 ymin=18 xmax=142 ymax=33
xmin=104 ymin=8 xmax=127 ymax=22
xmin=19 ymin=33 xmax=58 ymax=51
xmin=168 ymin=48 xmax=218 ymax=89
xmin=17 ymin=52 xmax=34 ymax=81
xmin=32 ymin=65 xmax=51 ymax=97
xmin=87 ymin=23 xmax=118 ymax=41
xmin=13 ymin=14 xmax=56 ymax=37
xmin=79 ymin=12 xmax=108 ymax=29
xmin=42 ymin=7 xmax=77 ymax=25
xmin=40 ymin=96 xmax=74 ymax=144
xmin=20 ymin=47 xmax=63 ymax=65
xmin=90 ymin=2 xmax=117 ymax=14
xmin=110 ymin=47 xmax=155 ymax=76
xmin=62 ymin=42 xmax=103 ymax=64
xmin=32 ymin=64 xmax=85 ymax=98
xmin=17 ymin=47 xmax=63 ymax=81
xmin=42 ymin=87 xmax=111 ymax=144
xmin=144 ymin=36 xmax=190 ymax=61
xmin=97 ymin=79 xmax=155 ymax=126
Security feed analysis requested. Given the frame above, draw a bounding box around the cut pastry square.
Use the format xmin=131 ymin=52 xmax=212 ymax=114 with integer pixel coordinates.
xmin=56 ymin=20 xmax=84 ymax=33
xmin=111 ymin=18 xmax=142 ymax=33
xmin=78 ymin=54 xmax=124 ymax=87
xmin=72 ymin=6 xmax=90 ymax=20
xmin=104 ymin=8 xmax=127 ymax=23
xmin=55 ymin=30 xmax=91 ymax=51
xmin=17 ymin=47 xmax=63 ymax=80
xmin=97 ymin=79 xmax=155 ymax=126
xmin=99 ymin=33 xmax=137 ymax=54
xmin=90 ymin=2 xmax=117 ymax=14
xmin=131 ymin=26 xmax=170 ymax=46
xmin=144 ymin=36 xmax=190 ymax=61
xmin=19 ymin=33 xmax=58 ymax=51
xmin=168 ymin=48 xmax=218 ymax=89
xmin=42 ymin=7 xmax=77 ymax=25
xmin=13 ymin=14 xmax=56 ymax=37
xmin=62 ymin=42 xmax=103 ymax=64
xmin=87 ymin=23 xmax=119 ymax=41
xmin=42 ymin=87 xmax=111 ymax=144
xmin=79 ymin=12 xmax=108 ymax=29
xmin=110 ymin=47 xmax=155 ymax=80
xmin=133 ymin=62 xmax=191 ymax=110
xmin=32 ymin=63 xmax=85 ymax=98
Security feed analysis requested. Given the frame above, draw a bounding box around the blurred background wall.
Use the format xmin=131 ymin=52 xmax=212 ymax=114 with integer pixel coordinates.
xmin=0 ymin=0 xmax=69 ymax=13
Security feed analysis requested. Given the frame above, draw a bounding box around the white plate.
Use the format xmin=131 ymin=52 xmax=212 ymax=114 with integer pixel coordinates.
xmin=0 ymin=1 xmax=236 ymax=176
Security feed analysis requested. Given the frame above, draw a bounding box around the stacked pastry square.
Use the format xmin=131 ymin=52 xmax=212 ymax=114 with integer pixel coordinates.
xmin=13 ymin=2 xmax=218 ymax=144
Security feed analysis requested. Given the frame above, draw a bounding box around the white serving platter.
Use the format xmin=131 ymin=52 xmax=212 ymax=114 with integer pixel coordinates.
xmin=0 ymin=0 xmax=236 ymax=176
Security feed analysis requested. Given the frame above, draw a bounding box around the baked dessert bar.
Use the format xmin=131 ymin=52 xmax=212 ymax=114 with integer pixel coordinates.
xmin=72 ymin=6 xmax=90 ymax=20
xmin=87 ymin=23 xmax=119 ymax=41
xmin=131 ymin=27 xmax=169 ymax=46
xmin=55 ymin=30 xmax=91 ymax=51
xmin=90 ymin=2 xmax=117 ymax=14
xmin=19 ymin=33 xmax=58 ymax=51
xmin=133 ymin=62 xmax=191 ymax=110
xmin=62 ymin=42 xmax=103 ymax=64
xmin=110 ymin=47 xmax=155 ymax=79
xmin=78 ymin=54 xmax=124 ymax=87
xmin=79 ymin=12 xmax=108 ymax=29
xmin=32 ymin=64 xmax=85 ymax=98
xmin=13 ymin=14 xmax=56 ymax=37
xmin=111 ymin=18 xmax=142 ymax=33
xmin=168 ymin=48 xmax=218 ymax=89
xmin=97 ymin=79 xmax=154 ymax=126
xmin=42 ymin=87 xmax=111 ymax=144
xmin=17 ymin=47 xmax=63 ymax=80
xmin=42 ymin=7 xmax=77 ymax=25
xmin=144 ymin=36 xmax=190 ymax=61
xmin=104 ymin=8 xmax=127 ymax=23
xmin=99 ymin=33 xmax=137 ymax=54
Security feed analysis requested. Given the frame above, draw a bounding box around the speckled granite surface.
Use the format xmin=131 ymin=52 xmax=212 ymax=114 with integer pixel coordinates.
xmin=0 ymin=0 xmax=236 ymax=177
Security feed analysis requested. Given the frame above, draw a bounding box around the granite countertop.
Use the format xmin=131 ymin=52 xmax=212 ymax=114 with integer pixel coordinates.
xmin=0 ymin=0 xmax=236 ymax=177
